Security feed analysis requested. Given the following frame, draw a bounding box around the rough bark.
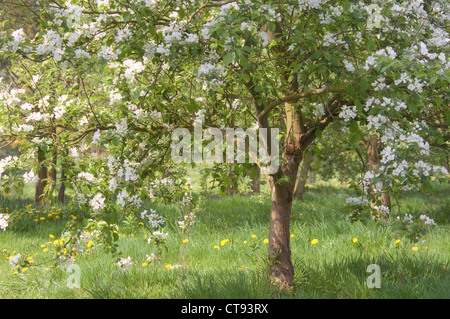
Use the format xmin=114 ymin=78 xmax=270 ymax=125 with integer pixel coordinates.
xmin=267 ymin=102 xmax=303 ymax=288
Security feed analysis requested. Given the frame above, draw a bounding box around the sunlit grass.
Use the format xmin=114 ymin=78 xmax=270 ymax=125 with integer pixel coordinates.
xmin=0 ymin=183 xmax=449 ymax=299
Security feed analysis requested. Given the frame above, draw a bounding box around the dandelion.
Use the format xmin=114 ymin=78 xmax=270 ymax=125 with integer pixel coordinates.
xmin=251 ymin=234 xmax=256 ymax=238
xmin=290 ymin=234 xmax=295 ymax=238
xmin=182 ymin=239 xmax=189 ymax=244
xmin=142 ymin=262 xmax=148 ymax=267
xmin=395 ymin=239 xmax=401 ymax=244
xmin=352 ymin=238 xmax=358 ymax=243
xmin=214 ymin=245 xmax=219 ymax=249
xmin=412 ymin=246 xmax=419 ymax=251
xmin=263 ymin=238 xmax=269 ymax=244
xmin=165 ymin=263 xmax=173 ymax=270
xmin=311 ymin=239 xmax=319 ymax=245
xmin=86 ymin=241 xmax=93 ymax=248
xmin=43 ymin=248 xmax=48 ymax=253
xmin=243 ymin=240 xmax=247 ymax=244
xmin=49 ymin=234 xmax=54 ymax=239
xmin=220 ymin=239 xmax=229 ymax=246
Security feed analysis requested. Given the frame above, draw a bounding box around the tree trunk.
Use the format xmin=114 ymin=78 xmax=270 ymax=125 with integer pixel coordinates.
xmin=58 ymin=167 xmax=66 ymax=204
xmin=268 ymin=163 xmax=298 ymax=289
xmin=266 ymin=102 xmax=303 ymax=288
xmin=35 ymin=147 xmax=47 ymax=204
xmin=294 ymin=152 xmax=313 ymax=200
xmin=367 ymin=134 xmax=391 ymax=218
xmin=45 ymin=149 xmax=57 ymax=203
xmin=248 ymin=164 xmax=260 ymax=194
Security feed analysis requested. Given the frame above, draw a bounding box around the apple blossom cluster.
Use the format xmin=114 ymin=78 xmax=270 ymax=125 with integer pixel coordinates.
xmin=147 ymin=230 xmax=168 ymax=244
xmin=178 ymin=212 xmax=196 ymax=230
xmin=0 ymin=156 xmax=18 ymax=180
xmin=402 ymin=213 xmax=437 ymax=226
xmin=140 ymin=209 xmax=165 ymax=229
xmin=90 ymin=193 xmax=106 ymax=212
xmin=0 ymin=213 xmax=10 ymax=231
xmin=115 ymin=256 xmax=133 ymax=271
xmin=8 ymin=254 xmax=21 ymax=266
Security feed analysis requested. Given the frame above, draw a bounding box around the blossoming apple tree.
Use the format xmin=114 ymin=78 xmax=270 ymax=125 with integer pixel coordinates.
xmin=1 ymin=0 xmax=449 ymax=288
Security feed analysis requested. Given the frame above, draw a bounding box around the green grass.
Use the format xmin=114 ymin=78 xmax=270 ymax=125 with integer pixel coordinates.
xmin=0 ymin=183 xmax=449 ymax=299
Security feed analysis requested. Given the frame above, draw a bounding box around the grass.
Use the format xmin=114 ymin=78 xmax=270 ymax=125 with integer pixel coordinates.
xmin=0 ymin=182 xmax=449 ymax=299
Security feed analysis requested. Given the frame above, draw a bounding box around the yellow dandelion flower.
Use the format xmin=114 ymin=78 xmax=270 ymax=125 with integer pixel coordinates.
xmin=182 ymin=239 xmax=189 ymax=244
xmin=251 ymin=234 xmax=256 ymax=238
xmin=214 ymin=245 xmax=219 ymax=249
xmin=311 ymin=239 xmax=319 ymax=245
xmin=395 ymin=239 xmax=401 ymax=244
xmin=263 ymin=238 xmax=269 ymax=244
xmin=49 ymin=234 xmax=54 ymax=239
xmin=220 ymin=239 xmax=229 ymax=246
xmin=165 ymin=264 xmax=173 ymax=270
xmin=412 ymin=246 xmax=419 ymax=251
xmin=43 ymin=248 xmax=48 ymax=253
xmin=243 ymin=240 xmax=247 ymax=244
xmin=352 ymin=238 xmax=358 ymax=243
xmin=40 ymin=244 xmax=46 ymax=248
xmin=40 ymin=217 xmax=45 ymax=220
xmin=290 ymin=234 xmax=295 ymax=238
xmin=86 ymin=241 xmax=93 ymax=248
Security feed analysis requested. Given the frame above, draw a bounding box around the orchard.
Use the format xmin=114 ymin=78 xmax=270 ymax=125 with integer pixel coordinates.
xmin=0 ymin=0 xmax=448 ymax=299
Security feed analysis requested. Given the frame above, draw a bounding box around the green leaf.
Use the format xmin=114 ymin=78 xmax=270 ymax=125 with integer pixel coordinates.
xmin=122 ymin=12 xmax=131 ymax=22
xmin=367 ymin=38 xmax=376 ymax=52
xmin=267 ymin=22 xmax=276 ymax=32
xmin=223 ymin=53 xmax=233 ymax=65
xmin=347 ymin=84 xmax=356 ymax=98
xmin=359 ymin=79 xmax=369 ymax=91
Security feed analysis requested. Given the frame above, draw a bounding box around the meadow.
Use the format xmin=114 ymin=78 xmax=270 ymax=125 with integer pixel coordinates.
xmin=0 ymin=181 xmax=449 ymax=299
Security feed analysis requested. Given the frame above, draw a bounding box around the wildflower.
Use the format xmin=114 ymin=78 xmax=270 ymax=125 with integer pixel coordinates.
xmin=395 ymin=239 xmax=401 ymax=244
xmin=214 ymin=245 xmax=219 ymax=249
xmin=412 ymin=246 xmax=419 ymax=251
xmin=352 ymin=238 xmax=358 ymax=243
xmin=43 ymin=248 xmax=48 ymax=253
xmin=311 ymin=239 xmax=319 ymax=245
xmin=86 ymin=241 xmax=93 ymax=248
xmin=243 ymin=240 xmax=247 ymax=244
xmin=251 ymin=234 xmax=256 ymax=238
xmin=49 ymin=234 xmax=54 ymax=239
xmin=290 ymin=234 xmax=295 ymax=238
xmin=263 ymin=238 xmax=269 ymax=244
xmin=220 ymin=239 xmax=229 ymax=246
xmin=142 ymin=262 xmax=148 ymax=267
xmin=165 ymin=264 xmax=173 ymax=270
xmin=182 ymin=239 xmax=189 ymax=244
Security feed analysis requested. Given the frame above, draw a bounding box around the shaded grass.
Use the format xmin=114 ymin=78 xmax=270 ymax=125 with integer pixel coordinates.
xmin=0 ymin=183 xmax=449 ymax=299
